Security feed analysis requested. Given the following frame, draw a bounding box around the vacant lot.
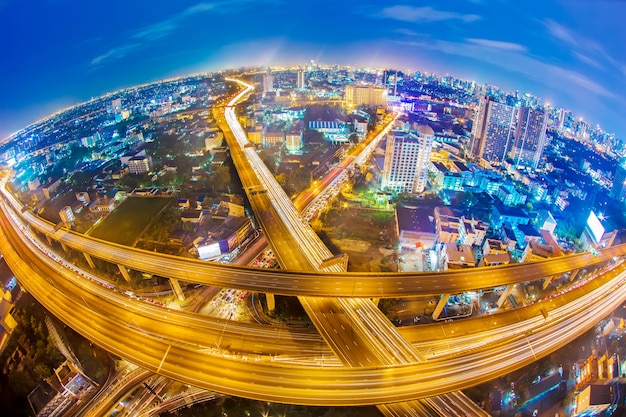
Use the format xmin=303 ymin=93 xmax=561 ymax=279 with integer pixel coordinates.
xmin=315 ymin=208 xmax=396 ymax=272
xmin=89 ymin=197 xmax=174 ymax=246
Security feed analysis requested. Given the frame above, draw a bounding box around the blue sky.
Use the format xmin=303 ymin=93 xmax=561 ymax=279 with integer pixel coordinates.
xmin=1 ymin=0 xmax=625 ymax=142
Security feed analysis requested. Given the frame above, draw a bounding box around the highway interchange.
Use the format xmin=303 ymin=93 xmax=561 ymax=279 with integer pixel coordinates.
xmin=1 ymin=79 xmax=626 ymax=413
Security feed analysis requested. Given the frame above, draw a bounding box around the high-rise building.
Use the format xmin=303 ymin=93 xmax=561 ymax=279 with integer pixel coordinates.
xmin=556 ymin=108 xmax=568 ymax=131
xmin=512 ymin=106 xmax=548 ymax=170
xmin=471 ymin=96 xmax=517 ymax=164
xmin=262 ymin=72 xmax=274 ymax=94
xmin=345 ymin=85 xmax=387 ymax=107
xmin=297 ymin=69 xmax=305 ymax=89
xmin=612 ymin=157 xmax=626 ymax=202
xmin=382 ymin=125 xmax=434 ymax=194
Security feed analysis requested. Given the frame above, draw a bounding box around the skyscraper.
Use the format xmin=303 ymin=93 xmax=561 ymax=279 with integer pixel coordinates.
xmin=612 ymin=157 xmax=626 ymax=202
xmin=512 ymin=106 xmax=548 ymax=170
xmin=262 ymin=71 xmax=273 ymax=94
xmin=297 ymin=69 xmax=305 ymax=89
xmin=471 ymin=96 xmax=517 ymax=164
xmin=382 ymin=125 xmax=434 ymax=194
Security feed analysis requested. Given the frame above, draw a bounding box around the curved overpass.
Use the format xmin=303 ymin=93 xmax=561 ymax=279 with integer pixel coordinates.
xmin=2 ymin=187 xmax=626 ymax=405
xmin=1 ymin=178 xmax=623 ymax=298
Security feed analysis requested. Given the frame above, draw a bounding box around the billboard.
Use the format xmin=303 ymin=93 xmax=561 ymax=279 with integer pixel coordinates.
xmin=197 ymin=242 xmax=221 ymax=260
xmin=586 ymin=211 xmax=605 ymax=244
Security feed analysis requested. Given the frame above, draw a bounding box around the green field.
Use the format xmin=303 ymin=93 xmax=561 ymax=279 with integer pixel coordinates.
xmin=89 ymin=197 xmax=174 ymax=246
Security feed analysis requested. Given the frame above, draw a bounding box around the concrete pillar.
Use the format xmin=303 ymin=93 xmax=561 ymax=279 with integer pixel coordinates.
xmin=496 ymin=285 xmax=514 ymax=308
xmin=169 ymin=278 xmax=185 ymax=301
xmin=568 ymin=269 xmax=580 ymax=282
xmin=83 ymin=252 xmax=95 ymax=269
xmin=320 ymin=253 xmax=348 ymax=272
xmin=60 ymin=242 xmax=68 ymax=253
xmin=432 ymin=293 xmax=450 ymax=320
xmin=542 ymin=275 xmax=554 ymax=290
xmin=266 ymin=293 xmax=275 ymax=312
xmin=118 ymin=264 xmax=132 ymax=283
xmin=46 ymin=235 xmax=53 ymax=246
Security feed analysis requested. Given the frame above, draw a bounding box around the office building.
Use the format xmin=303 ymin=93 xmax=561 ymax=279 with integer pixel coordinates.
xmin=128 ymin=155 xmax=153 ymax=175
xmin=382 ymin=125 xmax=434 ymax=194
xmin=345 ymin=85 xmax=387 ymax=107
xmin=262 ymin=72 xmax=274 ymax=94
xmin=512 ymin=106 xmax=548 ymax=170
xmin=297 ymin=69 xmax=305 ymax=89
xmin=471 ymin=96 xmax=517 ymax=164
xmin=612 ymin=157 xmax=626 ymax=202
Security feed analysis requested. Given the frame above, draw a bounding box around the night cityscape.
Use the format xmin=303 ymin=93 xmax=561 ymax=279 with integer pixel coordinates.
xmin=1 ymin=1 xmax=626 ymax=417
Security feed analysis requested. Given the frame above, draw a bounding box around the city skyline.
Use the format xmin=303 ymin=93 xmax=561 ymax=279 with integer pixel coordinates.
xmin=1 ymin=0 xmax=625 ymax=142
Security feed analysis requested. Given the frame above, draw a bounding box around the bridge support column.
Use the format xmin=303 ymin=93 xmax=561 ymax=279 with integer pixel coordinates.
xmin=60 ymin=242 xmax=68 ymax=253
xmin=169 ymin=278 xmax=185 ymax=301
xmin=118 ymin=264 xmax=132 ymax=283
xmin=265 ymin=293 xmax=275 ymax=312
xmin=568 ymin=269 xmax=580 ymax=282
xmin=83 ymin=253 xmax=95 ymax=269
xmin=371 ymin=298 xmax=380 ymax=307
xmin=542 ymin=275 xmax=554 ymax=290
xmin=432 ymin=293 xmax=450 ymax=320
xmin=45 ymin=235 xmax=53 ymax=246
xmin=496 ymin=285 xmax=514 ymax=308
xmin=320 ymin=253 xmax=348 ymax=272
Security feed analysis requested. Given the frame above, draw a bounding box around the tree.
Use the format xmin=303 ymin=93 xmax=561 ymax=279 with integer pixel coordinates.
xmin=288 ymin=167 xmax=311 ymax=194
xmin=69 ymin=144 xmax=91 ymax=162
xmin=211 ymin=166 xmax=231 ymax=193
xmin=34 ymin=363 xmax=51 ymax=379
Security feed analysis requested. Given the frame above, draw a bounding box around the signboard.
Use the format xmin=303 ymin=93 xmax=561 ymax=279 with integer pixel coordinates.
xmin=197 ymin=243 xmax=221 ymax=260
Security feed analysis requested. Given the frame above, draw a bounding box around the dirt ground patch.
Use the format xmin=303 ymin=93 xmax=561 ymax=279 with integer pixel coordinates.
xmin=335 ymin=239 xmax=371 ymax=253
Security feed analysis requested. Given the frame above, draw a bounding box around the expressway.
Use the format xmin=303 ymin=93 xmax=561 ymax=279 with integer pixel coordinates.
xmin=0 ymin=174 xmax=623 ymax=298
xmin=2 ymin=79 xmax=626 ymax=413
xmin=219 ymin=79 xmax=486 ymax=416
xmin=3 ymin=202 xmax=626 ymax=406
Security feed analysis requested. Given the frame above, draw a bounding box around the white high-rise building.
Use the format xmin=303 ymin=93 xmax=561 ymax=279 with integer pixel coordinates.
xmin=262 ymin=72 xmax=274 ymax=94
xmin=382 ymin=125 xmax=434 ymax=194
xmin=297 ymin=69 xmax=305 ymax=89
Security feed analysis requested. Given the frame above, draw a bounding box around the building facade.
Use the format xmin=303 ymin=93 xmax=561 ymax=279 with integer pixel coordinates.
xmin=471 ymin=96 xmax=517 ymax=164
xmin=128 ymin=155 xmax=153 ymax=175
xmin=345 ymin=85 xmax=387 ymax=107
xmin=382 ymin=125 xmax=434 ymax=194
xmin=612 ymin=157 xmax=626 ymax=202
xmin=512 ymin=106 xmax=548 ymax=170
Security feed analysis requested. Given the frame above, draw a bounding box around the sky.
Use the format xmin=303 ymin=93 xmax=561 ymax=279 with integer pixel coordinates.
xmin=1 ymin=0 xmax=625 ymax=142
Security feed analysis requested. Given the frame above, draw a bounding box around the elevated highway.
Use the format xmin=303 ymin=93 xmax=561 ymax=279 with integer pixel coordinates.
xmin=1 ymin=176 xmax=622 ymax=298
xmin=2 ymin=202 xmax=626 ymax=405
xmin=1 ymin=79 xmax=626 ymax=415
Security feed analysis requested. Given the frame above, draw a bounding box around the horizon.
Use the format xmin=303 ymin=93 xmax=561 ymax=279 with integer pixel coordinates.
xmin=2 ymin=0 xmax=625 ymax=142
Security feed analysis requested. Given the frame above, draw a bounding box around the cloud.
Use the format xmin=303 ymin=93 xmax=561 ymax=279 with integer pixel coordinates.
xmin=394 ymin=28 xmax=420 ymax=37
xmin=91 ymin=43 xmax=141 ymax=65
xmin=542 ymin=19 xmax=576 ymax=45
xmin=466 ymin=38 xmax=526 ymax=52
xmin=572 ymin=51 xmax=604 ymax=70
xmin=377 ymin=5 xmax=480 ymax=23
xmin=541 ymin=18 xmax=624 ymax=74
xmin=131 ymin=2 xmax=215 ymax=41
xmin=89 ymin=1 xmax=232 ymax=67
xmin=398 ymin=38 xmax=615 ymax=99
